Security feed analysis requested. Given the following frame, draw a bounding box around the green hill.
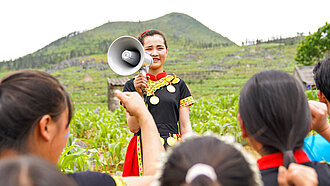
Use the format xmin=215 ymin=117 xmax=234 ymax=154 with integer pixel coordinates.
xmin=0 ymin=12 xmax=235 ymax=71
xmin=260 ymin=36 xmax=305 ymax=45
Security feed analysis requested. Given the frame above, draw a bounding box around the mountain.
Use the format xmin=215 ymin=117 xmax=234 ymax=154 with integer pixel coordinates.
xmin=0 ymin=12 xmax=235 ymax=71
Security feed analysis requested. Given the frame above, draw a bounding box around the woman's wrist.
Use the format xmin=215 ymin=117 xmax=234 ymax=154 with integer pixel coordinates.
xmin=137 ymin=112 xmax=153 ymax=126
xmin=316 ymin=123 xmax=330 ymax=143
xmin=317 ymin=123 xmax=330 ymax=135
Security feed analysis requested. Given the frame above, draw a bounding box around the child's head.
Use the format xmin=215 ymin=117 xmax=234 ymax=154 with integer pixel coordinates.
xmin=238 ymin=70 xmax=310 ymax=167
xmin=156 ymin=134 xmax=262 ymax=186
xmin=0 ymin=156 xmax=77 ymax=186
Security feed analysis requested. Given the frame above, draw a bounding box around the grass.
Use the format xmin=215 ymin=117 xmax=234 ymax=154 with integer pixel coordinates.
xmin=34 ymin=43 xmax=298 ymax=109
xmin=0 ymin=42 xmax=309 ymax=174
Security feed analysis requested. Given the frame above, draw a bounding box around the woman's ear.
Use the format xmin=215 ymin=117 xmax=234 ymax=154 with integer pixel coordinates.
xmin=237 ymin=113 xmax=248 ymax=138
xmin=38 ymin=115 xmax=55 ymax=141
xmin=317 ymin=90 xmax=328 ymax=104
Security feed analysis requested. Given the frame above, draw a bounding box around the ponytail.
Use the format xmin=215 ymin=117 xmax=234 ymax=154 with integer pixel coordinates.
xmin=282 ymin=150 xmax=296 ymax=168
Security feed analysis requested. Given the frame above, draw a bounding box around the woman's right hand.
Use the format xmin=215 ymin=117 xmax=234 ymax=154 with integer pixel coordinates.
xmin=115 ymin=91 xmax=147 ymax=119
xmin=309 ymin=100 xmax=329 ymax=133
xmin=121 ymin=99 xmax=141 ymax=133
xmin=133 ymin=74 xmax=148 ymax=97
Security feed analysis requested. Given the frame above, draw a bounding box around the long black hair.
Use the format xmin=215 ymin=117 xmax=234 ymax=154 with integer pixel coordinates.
xmin=0 ymin=70 xmax=73 ymax=153
xmin=239 ymin=70 xmax=310 ymax=167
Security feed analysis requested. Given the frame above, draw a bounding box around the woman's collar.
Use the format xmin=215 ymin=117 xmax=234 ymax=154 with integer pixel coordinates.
xmin=257 ymin=149 xmax=310 ymax=170
xmin=147 ymin=71 xmax=167 ymax=81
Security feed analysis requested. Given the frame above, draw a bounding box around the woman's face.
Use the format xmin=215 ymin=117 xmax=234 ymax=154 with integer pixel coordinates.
xmin=143 ymin=34 xmax=168 ymax=71
xmin=48 ymin=107 xmax=70 ymax=165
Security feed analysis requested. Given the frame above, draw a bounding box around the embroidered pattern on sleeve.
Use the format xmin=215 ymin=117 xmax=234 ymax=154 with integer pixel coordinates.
xmin=180 ymin=96 xmax=195 ymax=108
xmin=112 ymin=176 xmax=128 ymax=186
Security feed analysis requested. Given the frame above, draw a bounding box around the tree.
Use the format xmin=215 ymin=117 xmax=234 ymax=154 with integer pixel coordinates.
xmin=295 ymin=22 xmax=329 ymax=65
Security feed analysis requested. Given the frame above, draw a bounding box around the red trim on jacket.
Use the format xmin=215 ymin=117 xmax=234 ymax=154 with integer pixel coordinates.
xmin=257 ymin=149 xmax=311 ymax=170
xmin=147 ymin=71 xmax=167 ymax=81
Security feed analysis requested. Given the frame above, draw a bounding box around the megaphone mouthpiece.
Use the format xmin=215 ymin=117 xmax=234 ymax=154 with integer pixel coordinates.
xmin=121 ymin=50 xmax=140 ymax=66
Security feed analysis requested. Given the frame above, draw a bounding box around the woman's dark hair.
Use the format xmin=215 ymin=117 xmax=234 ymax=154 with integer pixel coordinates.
xmin=159 ymin=136 xmax=260 ymax=186
xmin=239 ymin=70 xmax=310 ymax=167
xmin=313 ymin=58 xmax=330 ymax=101
xmin=138 ymin=29 xmax=168 ymax=49
xmin=0 ymin=156 xmax=77 ymax=186
xmin=0 ymin=70 xmax=73 ymax=153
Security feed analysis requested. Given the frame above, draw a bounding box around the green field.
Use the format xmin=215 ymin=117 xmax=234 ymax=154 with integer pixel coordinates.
xmin=43 ymin=43 xmax=298 ymax=110
xmin=50 ymin=43 xmax=306 ymax=174
xmin=0 ymin=42 xmax=318 ymax=175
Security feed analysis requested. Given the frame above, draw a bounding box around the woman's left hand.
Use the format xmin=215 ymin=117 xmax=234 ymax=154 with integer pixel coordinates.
xmin=278 ymin=163 xmax=318 ymax=186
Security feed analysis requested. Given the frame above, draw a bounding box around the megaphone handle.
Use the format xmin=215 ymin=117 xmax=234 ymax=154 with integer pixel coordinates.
xmin=140 ymin=67 xmax=148 ymax=77
xmin=141 ymin=87 xmax=147 ymax=103
xmin=139 ymin=66 xmax=149 ymax=103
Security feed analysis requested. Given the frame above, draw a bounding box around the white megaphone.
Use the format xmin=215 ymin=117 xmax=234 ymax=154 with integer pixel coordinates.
xmin=107 ymin=36 xmax=153 ymax=76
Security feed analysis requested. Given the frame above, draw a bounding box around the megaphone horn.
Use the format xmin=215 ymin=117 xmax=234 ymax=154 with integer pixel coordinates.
xmin=107 ymin=36 xmax=153 ymax=76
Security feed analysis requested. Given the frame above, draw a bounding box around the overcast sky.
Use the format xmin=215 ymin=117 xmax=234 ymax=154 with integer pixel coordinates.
xmin=0 ymin=0 xmax=329 ymax=61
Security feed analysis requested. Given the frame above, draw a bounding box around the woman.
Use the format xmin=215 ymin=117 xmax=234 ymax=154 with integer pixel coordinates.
xmin=123 ymin=29 xmax=195 ymax=176
xmin=237 ymin=70 xmax=330 ymax=186
xmin=154 ymin=134 xmax=263 ymax=186
xmin=0 ymin=70 xmax=158 ymax=186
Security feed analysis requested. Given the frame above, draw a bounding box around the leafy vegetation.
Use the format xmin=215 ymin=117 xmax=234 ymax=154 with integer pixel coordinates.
xmin=58 ymin=107 xmax=130 ymax=174
xmin=295 ymin=22 xmax=329 ymax=65
xmin=58 ymin=93 xmax=240 ymax=174
xmin=58 ymin=89 xmax=318 ymax=174
xmin=0 ymin=41 xmax=321 ymax=175
xmin=40 ymin=42 xmax=300 ymax=174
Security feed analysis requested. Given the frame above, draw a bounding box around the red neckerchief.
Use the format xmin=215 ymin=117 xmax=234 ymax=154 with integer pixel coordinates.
xmin=147 ymin=71 xmax=167 ymax=81
xmin=257 ymin=149 xmax=310 ymax=170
